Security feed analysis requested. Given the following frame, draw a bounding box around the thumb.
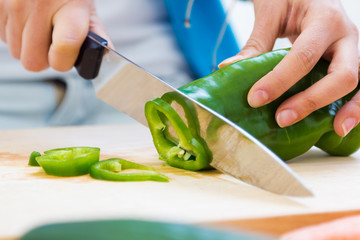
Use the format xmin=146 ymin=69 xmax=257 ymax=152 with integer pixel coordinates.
xmin=219 ymin=1 xmax=283 ymax=68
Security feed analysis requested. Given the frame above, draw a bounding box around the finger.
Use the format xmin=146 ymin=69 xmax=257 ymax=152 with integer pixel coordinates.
xmin=88 ymin=6 xmax=114 ymax=49
xmin=288 ymin=36 xmax=297 ymax=44
xmin=334 ymin=55 xmax=360 ymax=137
xmin=49 ymin=2 xmax=91 ymax=72
xmin=333 ymin=90 xmax=360 ymax=137
xmin=239 ymin=1 xmax=281 ymax=57
xmin=275 ymin=37 xmax=359 ymax=128
xmin=20 ymin=6 xmax=52 ymax=72
xmin=0 ymin=1 xmax=8 ymax=42
xmin=247 ymin=24 xmax=336 ymax=108
xmin=218 ymin=0 xmax=283 ymax=68
xmin=5 ymin=0 xmax=29 ymax=59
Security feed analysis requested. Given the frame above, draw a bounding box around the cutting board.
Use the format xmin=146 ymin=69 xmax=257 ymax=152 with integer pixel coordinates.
xmin=1 ymin=123 xmax=360 ymax=239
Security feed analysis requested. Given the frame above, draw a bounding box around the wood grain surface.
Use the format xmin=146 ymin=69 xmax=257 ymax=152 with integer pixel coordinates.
xmin=1 ymin=123 xmax=360 ymax=239
xmin=210 ymin=210 xmax=360 ymax=236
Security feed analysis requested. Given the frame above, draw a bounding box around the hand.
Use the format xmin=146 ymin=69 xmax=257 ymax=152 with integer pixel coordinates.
xmin=219 ymin=0 xmax=359 ymax=137
xmin=0 ymin=0 xmax=110 ymax=72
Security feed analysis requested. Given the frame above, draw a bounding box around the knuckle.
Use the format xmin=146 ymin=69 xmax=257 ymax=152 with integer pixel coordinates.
xmin=22 ymin=58 xmax=49 ymax=72
xmin=353 ymin=98 xmax=360 ymax=110
xmin=8 ymin=0 xmax=23 ymax=11
xmin=272 ymin=72 xmax=291 ymax=92
xmin=58 ymin=37 xmax=79 ymax=48
xmin=35 ymin=0 xmax=47 ymax=6
xmin=53 ymin=36 xmax=82 ymax=54
xmin=350 ymin=91 xmax=360 ymax=108
xmin=347 ymin=94 xmax=360 ymax=112
xmin=244 ymin=38 xmax=267 ymax=53
xmin=263 ymin=69 xmax=292 ymax=98
xmin=302 ymin=95 xmax=319 ymax=112
xmin=49 ymin=56 xmax=73 ymax=72
xmin=325 ymin=7 xmax=345 ymax=30
xmin=327 ymin=6 xmax=342 ymax=19
xmin=347 ymin=22 xmax=359 ymax=37
xmin=293 ymin=47 xmax=317 ymax=73
xmin=353 ymin=98 xmax=360 ymax=109
xmin=8 ymin=0 xmax=35 ymax=12
xmin=339 ymin=67 xmax=358 ymax=90
xmin=52 ymin=63 xmax=72 ymax=72
xmin=49 ymin=46 xmax=75 ymax=72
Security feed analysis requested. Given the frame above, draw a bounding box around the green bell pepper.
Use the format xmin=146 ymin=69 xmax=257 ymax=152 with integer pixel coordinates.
xmin=145 ymin=49 xmax=360 ymax=170
xmin=90 ymin=158 xmax=169 ymax=182
xmin=145 ymin=96 xmax=211 ymax=171
xmin=35 ymin=147 xmax=100 ymax=177
xmin=28 ymin=151 xmax=41 ymax=166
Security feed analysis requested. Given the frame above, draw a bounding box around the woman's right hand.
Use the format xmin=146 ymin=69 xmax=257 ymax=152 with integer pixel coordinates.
xmin=0 ymin=0 xmax=110 ymax=72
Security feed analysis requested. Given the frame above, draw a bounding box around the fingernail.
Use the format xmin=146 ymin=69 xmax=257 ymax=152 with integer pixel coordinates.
xmin=218 ymin=55 xmax=244 ymax=68
xmin=342 ymin=118 xmax=356 ymax=136
xmin=276 ymin=109 xmax=299 ymax=127
xmin=248 ymin=90 xmax=269 ymax=107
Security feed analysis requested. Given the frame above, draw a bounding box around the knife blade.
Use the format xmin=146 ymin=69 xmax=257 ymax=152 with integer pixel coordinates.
xmin=75 ymin=32 xmax=312 ymax=196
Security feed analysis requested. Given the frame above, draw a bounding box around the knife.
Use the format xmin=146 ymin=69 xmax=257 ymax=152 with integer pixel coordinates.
xmin=75 ymin=31 xmax=312 ymax=196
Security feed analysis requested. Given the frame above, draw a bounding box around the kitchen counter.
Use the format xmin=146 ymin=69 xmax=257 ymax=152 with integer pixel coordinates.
xmin=1 ymin=123 xmax=360 ymax=239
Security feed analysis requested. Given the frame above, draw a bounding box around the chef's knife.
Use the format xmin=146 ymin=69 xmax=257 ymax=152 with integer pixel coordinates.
xmin=75 ymin=31 xmax=312 ymax=196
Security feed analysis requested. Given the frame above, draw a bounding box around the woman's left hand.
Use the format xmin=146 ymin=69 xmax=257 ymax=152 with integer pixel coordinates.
xmin=220 ymin=0 xmax=359 ymax=137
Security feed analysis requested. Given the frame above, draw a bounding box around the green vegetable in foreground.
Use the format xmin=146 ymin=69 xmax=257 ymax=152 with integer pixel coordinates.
xmin=90 ymin=158 xmax=169 ymax=182
xmin=34 ymin=147 xmax=100 ymax=176
xmin=145 ymin=49 xmax=360 ymax=171
xmin=20 ymin=219 xmax=263 ymax=240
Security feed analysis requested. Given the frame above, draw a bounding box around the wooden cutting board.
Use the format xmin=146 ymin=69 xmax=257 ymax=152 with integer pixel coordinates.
xmin=1 ymin=123 xmax=360 ymax=239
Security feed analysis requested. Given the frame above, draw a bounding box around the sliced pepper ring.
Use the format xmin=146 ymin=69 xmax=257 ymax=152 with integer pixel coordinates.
xmin=90 ymin=158 xmax=169 ymax=182
xmin=145 ymin=97 xmax=210 ymax=171
xmin=35 ymin=147 xmax=100 ymax=177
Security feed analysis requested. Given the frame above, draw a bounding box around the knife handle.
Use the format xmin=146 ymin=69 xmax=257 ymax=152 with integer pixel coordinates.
xmin=74 ymin=31 xmax=108 ymax=80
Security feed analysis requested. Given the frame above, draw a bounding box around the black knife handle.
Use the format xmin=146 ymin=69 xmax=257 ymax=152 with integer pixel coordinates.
xmin=74 ymin=31 xmax=108 ymax=80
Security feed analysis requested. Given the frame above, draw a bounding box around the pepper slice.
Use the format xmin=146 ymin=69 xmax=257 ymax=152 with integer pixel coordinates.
xmin=145 ymin=98 xmax=211 ymax=171
xmin=35 ymin=147 xmax=100 ymax=177
xmin=28 ymin=151 xmax=41 ymax=166
xmin=90 ymin=158 xmax=169 ymax=182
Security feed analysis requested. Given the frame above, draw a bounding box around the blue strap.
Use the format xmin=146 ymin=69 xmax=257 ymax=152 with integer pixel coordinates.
xmin=164 ymin=0 xmax=241 ymax=78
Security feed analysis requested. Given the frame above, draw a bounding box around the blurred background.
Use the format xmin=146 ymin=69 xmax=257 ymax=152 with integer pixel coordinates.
xmin=223 ymin=0 xmax=360 ymax=49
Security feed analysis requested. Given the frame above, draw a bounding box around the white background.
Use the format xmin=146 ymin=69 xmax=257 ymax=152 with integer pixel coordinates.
xmin=223 ymin=0 xmax=360 ymax=50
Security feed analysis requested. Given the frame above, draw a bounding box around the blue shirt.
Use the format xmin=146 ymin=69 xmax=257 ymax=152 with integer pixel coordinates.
xmin=164 ymin=0 xmax=240 ymax=78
